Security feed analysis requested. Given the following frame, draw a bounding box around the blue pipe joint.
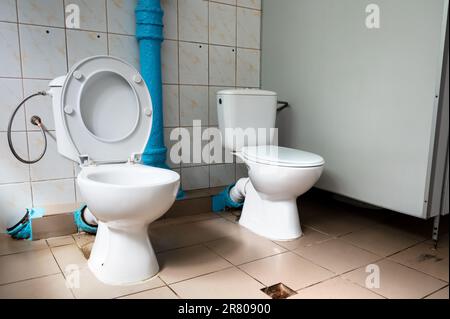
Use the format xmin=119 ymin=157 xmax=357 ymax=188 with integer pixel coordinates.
xmin=136 ymin=0 xmax=166 ymax=169
xmin=73 ymin=205 xmax=97 ymax=235
xmin=212 ymin=184 xmax=244 ymax=213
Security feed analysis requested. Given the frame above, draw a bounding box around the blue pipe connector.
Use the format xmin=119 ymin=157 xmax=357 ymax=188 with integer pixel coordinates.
xmin=212 ymin=184 xmax=244 ymax=213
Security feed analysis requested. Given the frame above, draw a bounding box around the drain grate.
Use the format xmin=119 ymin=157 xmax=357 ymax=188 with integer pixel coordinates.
xmin=261 ymin=283 xmax=297 ymax=299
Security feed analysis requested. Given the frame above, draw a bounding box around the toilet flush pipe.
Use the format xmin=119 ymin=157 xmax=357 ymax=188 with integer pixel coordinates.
xmin=212 ymin=178 xmax=250 ymax=213
xmin=136 ymin=0 xmax=185 ymax=199
xmin=135 ymin=0 xmax=166 ymax=169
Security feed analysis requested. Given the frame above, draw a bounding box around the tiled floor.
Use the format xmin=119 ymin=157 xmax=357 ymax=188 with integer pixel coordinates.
xmin=0 ymin=194 xmax=448 ymax=299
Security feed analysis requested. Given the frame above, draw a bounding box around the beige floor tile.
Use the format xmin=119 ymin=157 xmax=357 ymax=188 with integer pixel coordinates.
xmin=0 ymin=234 xmax=48 ymax=256
xmin=425 ymin=286 xmax=449 ymax=299
xmin=150 ymin=218 xmax=241 ymax=252
xmin=70 ymin=267 xmax=165 ymax=299
xmin=0 ymin=273 xmax=73 ymax=299
xmin=218 ymin=211 xmax=241 ymax=223
xmin=155 ymin=212 xmax=219 ymax=227
xmin=289 ymin=277 xmax=384 ymax=299
xmin=341 ymin=224 xmax=425 ymax=257
xmin=158 ymin=245 xmax=232 ymax=284
xmin=0 ymin=249 xmax=60 ymax=285
xmin=72 ymin=232 xmax=96 ymax=248
xmin=389 ymin=240 xmax=449 ymax=282
xmin=293 ymin=239 xmax=381 ymax=274
xmin=205 ymin=231 xmax=286 ymax=265
xmin=239 ymin=252 xmax=334 ymax=291
xmin=343 ymin=259 xmax=447 ymax=299
xmin=51 ymin=244 xmax=88 ymax=276
xmin=170 ymin=267 xmax=269 ymax=299
xmin=119 ymin=286 xmax=179 ymax=299
xmin=46 ymin=235 xmax=75 ymax=248
xmin=275 ymin=227 xmax=331 ymax=251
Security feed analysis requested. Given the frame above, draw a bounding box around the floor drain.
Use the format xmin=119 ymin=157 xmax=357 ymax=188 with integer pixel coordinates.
xmin=261 ymin=283 xmax=297 ymax=299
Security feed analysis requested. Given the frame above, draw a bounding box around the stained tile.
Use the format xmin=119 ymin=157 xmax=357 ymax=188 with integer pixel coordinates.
xmin=209 ymin=2 xmax=236 ymax=46
xmin=341 ymin=224 xmax=425 ymax=257
xmin=180 ymin=85 xmax=208 ymax=126
xmin=210 ymin=164 xmax=236 ymax=188
xmin=66 ymin=30 xmax=107 ymax=68
xmin=108 ymin=33 xmax=140 ymax=70
xmin=293 ymin=239 xmax=381 ymax=274
xmin=106 ymin=0 xmax=137 ymax=35
xmin=0 ymin=78 xmax=24 ymax=131
xmin=236 ymin=48 xmax=260 ymax=88
xmin=162 ymin=0 xmax=178 ymax=40
xmin=237 ymin=7 xmax=261 ymax=49
xmin=0 ymin=0 xmax=17 ymax=22
xmin=163 ymin=85 xmax=180 ymax=127
xmin=389 ymin=239 xmax=449 ymax=282
xmin=0 ymin=132 xmax=30 ymax=184
xmin=17 ymin=0 xmax=64 ymax=27
xmin=290 ymin=277 xmax=383 ymax=299
xmin=206 ymin=229 xmax=286 ymax=265
xmin=0 ymin=22 xmax=21 ymax=77
xmin=19 ymin=25 xmax=67 ymax=79
xmin=343 ymin=259 xmax=447 ymax=299
xmin=0 ymin=273 xmax=73 ymax=299
xmin=237 ymin=0 xmax=261 ymax=10
xmin=64 ymin=0 xmax=107 ymax=32
xmin=179 ymin=41 xmax=208 ymax=85
xmin=31 ymin=179 xmax=76 ymax=207
xmin=161 ymin=40 xmax=179 ymax=84
xmin=170 ymin=267 xmax=269 ymax=299
xmin=0 ymin=234 xmax=48 ymax=256
xmin=239 ymin=252 xmax=334 ymax=291
xmin=119 ymin=286 xmax=179 ymax=299
xmin=178 ymin=0 xmax=208 ymax=43
xmin=209 ymin=45 xmax=236 ymax=86
xmin=0 ymin=249 xmax=60 ymax=285
xmin=181 ymin=166 xmax=210 ymax=191
xmin=158 ymin=245 xmax=231 ymax=284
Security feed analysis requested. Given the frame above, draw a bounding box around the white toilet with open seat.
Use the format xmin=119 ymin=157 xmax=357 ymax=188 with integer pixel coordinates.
xmin=49 ymin=56 xmax=180 ymax=285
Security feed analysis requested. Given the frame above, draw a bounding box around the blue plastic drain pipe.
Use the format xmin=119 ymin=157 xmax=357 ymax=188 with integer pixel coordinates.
xmin=135 ymin=0 xmax=185 ymax=198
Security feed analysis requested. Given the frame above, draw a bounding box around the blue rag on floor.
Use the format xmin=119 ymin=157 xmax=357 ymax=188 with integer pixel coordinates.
xmin=73 ymin=205 xmax=98 ymax=234
xmin=212 ymin=184 xmax=244 ymax=213
xmin=7 ymin=208 xmax=45 ymax=241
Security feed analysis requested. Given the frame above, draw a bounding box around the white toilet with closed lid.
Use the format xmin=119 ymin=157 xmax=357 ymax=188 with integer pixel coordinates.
xmin=49 ymin=56 xmax=180 ymax=285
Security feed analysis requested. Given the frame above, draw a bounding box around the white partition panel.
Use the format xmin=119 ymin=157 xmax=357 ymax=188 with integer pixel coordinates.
xmin=261 ymin=0 xmax=448 ymax=218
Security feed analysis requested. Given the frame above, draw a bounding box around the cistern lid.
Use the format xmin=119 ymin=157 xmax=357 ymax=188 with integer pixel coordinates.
xmin=241 ymin=146 xmax=325 ymax=168
xmin=60 ymin=56 xmax=152 ymax=164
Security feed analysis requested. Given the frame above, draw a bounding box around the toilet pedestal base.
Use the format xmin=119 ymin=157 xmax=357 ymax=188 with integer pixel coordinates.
xmin=240 ymin=183 xmax=302 ymax=241
xmin=88 ymin=222 xmax=159 ymax=285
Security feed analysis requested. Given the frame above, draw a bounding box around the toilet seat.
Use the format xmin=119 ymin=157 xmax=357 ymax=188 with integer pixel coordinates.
xmin=241 ymin=145 xmax=324 ymax=168
xmin=60 ymin=56 xmax=152 ymax=164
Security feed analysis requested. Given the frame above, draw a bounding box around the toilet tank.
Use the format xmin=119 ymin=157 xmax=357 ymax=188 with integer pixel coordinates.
xmin=217 ymin=89 xmax=277 ymax=152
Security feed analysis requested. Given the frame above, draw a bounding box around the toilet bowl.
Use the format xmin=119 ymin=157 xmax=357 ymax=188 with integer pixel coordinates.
xmin=49 ymin=56 xmax=180 ymax=285
xmin=238 ymin=146 xmax=324 ymax=241
xmin=217 ymin=89 xmax=324 ymax=241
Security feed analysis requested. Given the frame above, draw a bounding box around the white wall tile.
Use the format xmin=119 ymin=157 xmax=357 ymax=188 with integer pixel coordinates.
xmin=32 ymin=179 xmax=76 ymax=207
xmin=108 ymin=34 xmax=140 ymax=70
xmin=181 ymin=166 xmax=209 ymax=190
xmin=0 ymin=78 xmax=25 ymax=132
xmin=209 ymin=2 xmax=236 ymax=46
xmin=210 ymin=164 xmax=235 ymax=187
xmin=67 ymin=30 xmax=107 ymax=68
xmin=209 ymin=45 xmax=235 ymax=86
xmin=64 ymin=0 xmax=107 ymax=32
xmin=237 ymin=7 xmax=260 ymax=49
xmin=178 ymin=0 xmax=208 ymax=43
xmin=0 ymin=183 xmax=32 ymax=232
xmin=181 ymin=126 xmax=210 ymax=167
xmin=161 ymin=40 xmax=178 ymax=84
xmin=162 ymin=0 xmax=178 ymax=40
xmin=179 ymin=42 xmax=208 ymax=85
xmin=28 ymin=131 xmax=74 ymax=181
xmin=237 ymin=0 xmax=261 ymax=10
xmin=0 ymin=22 xmax=22 ymax=77
xmin=19 ymin=25 xmax=67 ymax=79
xmin=0 ymin=0 xmax=18 ymax=23
xmin=0 ymin=132 xmax=29 ymax=184
xmin=180 ymin=85 xmax=208 ymax=126
xmin=236 ymin=48 xmax=260 ymax=87
xmin=107 ymin=0 xmax=137 ymax=35
xmin=23 ymin=79 xmax=55 ymax=132
xmin=17 ymin=0 xmax=65 ymax=27
xmin=236 ymin=163 xmax=248 ymax=180
xmin=163 ymin=85 xmax=180 ymax=127
xmin=214 ymin=0 xmax=237 ymax=5
xmin=164 ymin=127 xmax=181 ymax=168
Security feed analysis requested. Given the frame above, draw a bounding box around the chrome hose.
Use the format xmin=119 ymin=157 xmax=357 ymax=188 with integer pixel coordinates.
xmin=7 ymin=91 xmax=49 ymax=164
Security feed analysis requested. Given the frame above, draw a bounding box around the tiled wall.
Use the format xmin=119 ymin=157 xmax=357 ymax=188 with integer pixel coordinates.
xmin=0 ymin=0 xmax=261 ymax=231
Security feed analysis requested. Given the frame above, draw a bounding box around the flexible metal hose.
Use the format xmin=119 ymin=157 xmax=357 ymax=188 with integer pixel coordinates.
xmin=7 ymin=91 xmax=49 ymax=164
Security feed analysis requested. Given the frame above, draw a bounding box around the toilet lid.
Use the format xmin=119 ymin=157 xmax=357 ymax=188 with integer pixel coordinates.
xmin=60 ymin=56 xmax=152 ymax=164
xmin=241 ymin=146 xmax=325 ymax=167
